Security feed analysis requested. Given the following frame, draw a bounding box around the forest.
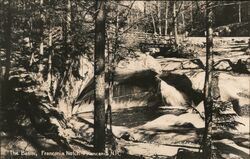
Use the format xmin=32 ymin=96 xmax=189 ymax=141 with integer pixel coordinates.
xmin=0 ymin=0 xmax=250 ymax=159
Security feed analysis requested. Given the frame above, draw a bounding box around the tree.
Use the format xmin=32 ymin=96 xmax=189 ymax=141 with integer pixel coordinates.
xmin=202 ymin=1 xmax=213 ymax=158
xmin=150 ymin=8 xmax=157 ymax=34
xmin=39 ymin=0 xmax=44 ymax=56
xmin=157 ymin=1 xmax=162 ymax=35
xmin=181 ymin=1 xmax=185 ymax=27
xmin=37 ymin=0 xmax=44 ymax=83
xmin=238 ymin=1 xmax=241 ymax=23
xmin=172 ymin=1 xmax=179 ymax=45
xmin=190 ymin=2 xmax=193 ymax=24
xmin=144 ymin=1 xmax=147 ymax=33
xmin=94 ymin=0 xmax=106 ymax=152
xmin=47 ymin=21 xmax=53 ymax=102
xmin=165 ymin=1 xmax=169 ymax=35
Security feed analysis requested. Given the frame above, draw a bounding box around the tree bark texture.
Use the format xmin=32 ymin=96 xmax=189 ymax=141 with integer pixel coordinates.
xmin=172 ymin=1 xmax=178 ymax=45
xmin=165 ymin=1 xmax=169 ymax=35
xmin=157 ymin=1 xmax=162 ymax=35
xmin=202 ymin=1 xmax=213 ymax=158
xmin=94 ymin=0 xmax=106 ymax=152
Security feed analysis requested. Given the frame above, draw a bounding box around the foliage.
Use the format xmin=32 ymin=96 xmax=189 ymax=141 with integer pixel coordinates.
xmin=212 ymin=101 xmax=242 ymax=131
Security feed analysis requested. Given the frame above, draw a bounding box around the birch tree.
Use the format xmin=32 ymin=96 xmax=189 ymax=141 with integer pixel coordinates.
xmin=157 ymin=1 xmax=162 ymax=35
xmin=238 ymin=1 xmax=242 ymax=23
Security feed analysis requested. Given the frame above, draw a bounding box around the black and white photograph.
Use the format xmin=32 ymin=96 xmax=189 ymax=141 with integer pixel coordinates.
xmin=0 ymin=0 xmax=250 ymax=158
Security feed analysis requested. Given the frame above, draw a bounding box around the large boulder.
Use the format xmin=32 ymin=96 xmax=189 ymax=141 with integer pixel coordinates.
xmin=218 ymin=73 xmax=249 ymax=106
xmin=115 ymin=53 xmax=162 ymax=76
xmin=59 ymin=56 xmax=93 ymax=116
xmin=139 ymin=112 xmax=204 ymax=131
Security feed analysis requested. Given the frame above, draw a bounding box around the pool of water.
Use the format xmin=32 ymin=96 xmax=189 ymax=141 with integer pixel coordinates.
xmin=111 ymin=106 xmax=187 ymax=128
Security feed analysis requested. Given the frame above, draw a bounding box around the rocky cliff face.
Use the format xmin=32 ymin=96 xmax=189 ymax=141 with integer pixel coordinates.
xmin=75 ymin=47 xmax=249 ymax=116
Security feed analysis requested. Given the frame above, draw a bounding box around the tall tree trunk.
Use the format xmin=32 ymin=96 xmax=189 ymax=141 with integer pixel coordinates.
xmin=39 ymin=0 xmax=44 ymax=56
xmin=28 ymin=1 xmax=34 ymax=65
xmin=172 ymin=1 xmax=178 ymax=45
xmin=181 ymin=2 xmax=185 ymax=27
xmin=165 ymin=1 xmax=169 ymax=36
xmin=157 ymin=1 xmax=162 ymax=35
xmin=144 ymin=1 xmax=147 ymax=33
xmin=202 ymin=1 xmax=213 ymax=158
xmin=57 ymin=0 xmax=72 ymax=117
xmin=94 ymin=0 xmax=106 ymax=152
xmin=114 ymin=3 xmax=119 ymax=54
xmin=151 ymin=12 xmax=157 ymax=34
xmin=238 ymin=2 xmax=242 ymax=23
xmin=190 ymin=2 xmax=193 ymax=22
xmin=70 ymin=0 xmax=76 ymax=51
xmin=67 ymin=0 xmax=72 ymax=32
xmin=181 ymin=12 xmax=185 ymax=27
xmin=190 ymin=2 xmax=193 ymax=31
xmin=62 ymin=0 xmax=71 ymax=57
xmin=38 ymin=0 xmax=44 ymax=83
xmin=47 ymin=25 xmax=53 ymax=102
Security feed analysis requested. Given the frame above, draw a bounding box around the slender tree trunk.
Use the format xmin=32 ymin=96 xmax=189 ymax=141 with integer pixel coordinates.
xmin=38 ymin=0 xmax=44 ymax=83
xmin=144 ymin=1 xmax=147 ymax=33
xmin=47 ymin=25 xmax=53 ymax=102
xmin=202 ymin=1 xmax=213 ymax=158
xmin=181 ymin=12 xmax=185 ymax=27
xmin=151 ymin=12 xmax=156 ymax=34
xmin=157 ymin=1 xmax=162 ymax=35
xmin=238 ymin=2 xmax=242 ymax=23
xmin=62 ymin=0 xmax=71 ymax=57
xmin=94 ymin=0 xmax=106 ymax=152
xmin=165 ymin=1 xmax=169 ymax=36
xmin=70 ymin=0 xmax=76 ymax=51
xmin=190 ymin=2 xmax=193 ymax=31
xmin=39 ymin=0 xmax=44 ymax=56
xmin=190 ymin=2 xmax=193 ymax=22
xmin=67 ymin=0 xmax=71 ymax=32
xmin=173 ymin=1 xmax=178 ymax=45
xmin=113 ymin=2 xmax=119 ymax=57
xmin=29 ymin=10 xmax=34 ymax=65
xmin=181 ymin=2 xmax=185 ymax=27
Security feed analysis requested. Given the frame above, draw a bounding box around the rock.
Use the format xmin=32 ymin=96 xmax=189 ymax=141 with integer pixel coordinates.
xmin=116 ymin=53 xmax=162 ymax=75
xmin=214 ymin=61 xmax=232 ymax=71
xmin=140 ymin=112 xmax=204 ymax=131
xmin=182 ymin=61 xmax=200 ymax=69
xmin=188 ymin=71 xmax=205 ymax=91
xmin=196 ymin=101 xmax=204 ymax=117
xmin=162 ymin=62 xmax=182 ymax=71
xmin=112 ymin=126 xmax=133 ymax=139
xmin=218 ymin=73 xmax=250 ymax=107
xmin=213 ymin=139 xmax=250 ymax=159
xmin=57 ymin=56 xmax=93 ymax=116
xmin=235 ymin=117 xmax=250 ymax=133
xmin=188 ymin=72 xmax=249 ymax=107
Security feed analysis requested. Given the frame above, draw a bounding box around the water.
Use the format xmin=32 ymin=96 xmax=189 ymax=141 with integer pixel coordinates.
xmin=111 ymin=106 xmax=187 ymax=128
